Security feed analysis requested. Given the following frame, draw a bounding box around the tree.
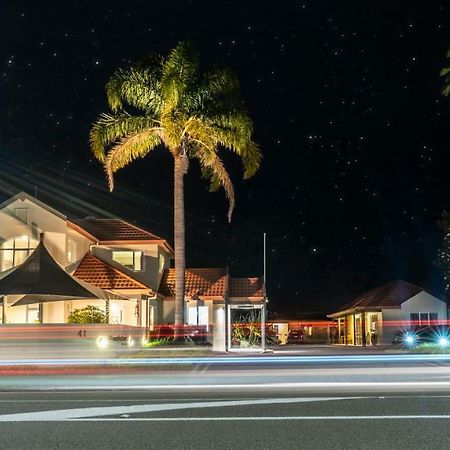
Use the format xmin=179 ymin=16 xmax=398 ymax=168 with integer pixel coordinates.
xmin=441 ymin=47 xmax=450 ymax=96
xmin=67 ymin=305 xmax=106 ymax=324
xmin=437 ymin=211 xmax=450 ymax=293
xmin=90 ymin=42 xmax=261 ymax=327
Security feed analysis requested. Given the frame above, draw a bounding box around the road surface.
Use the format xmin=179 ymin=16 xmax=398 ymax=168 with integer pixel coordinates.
xmin=0 ymin=355 xmax=450 ymax=448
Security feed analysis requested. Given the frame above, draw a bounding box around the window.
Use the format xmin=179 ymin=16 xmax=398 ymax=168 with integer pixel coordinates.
xmin=410 ymin=313 xmax=419 ymax=325
xmin=0 ymin=236 xmax=38 ymax=271
xmin=429 ymin=313 xmax=439 ymax=324
xmin=159 ymin=253 xmax=165 ymax=273
xmin=410 ymin=312 xmax=439 ymax=326
xmin=112 ymin=251 xmax=143 ymax=271
xmin=188 ymin=306 xmax=208 ymax=326
xmin=67 ymin=239 xmax=77 ymax=263
xmin=14 ymin=208 xmax=29 ymax=224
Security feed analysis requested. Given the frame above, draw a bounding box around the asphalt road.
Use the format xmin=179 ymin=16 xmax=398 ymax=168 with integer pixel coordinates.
xmin=1 ymin=356 xmax=450 ymax=449
xmin=1 ymin=389 xmax=450 ymax=449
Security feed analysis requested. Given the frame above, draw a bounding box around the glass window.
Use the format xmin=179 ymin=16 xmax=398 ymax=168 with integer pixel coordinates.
xmin=410 ymin=313 xmax=419 ymax=325
xmin=419 ymin=313 xmax=429 ymax=325
xmin=112 ymin=251 xmax=143 ymax=271
xmin=67 ymin=239 xmax=77 ymax=263
xmin=429 ymin=313 xmax=438 ymax=324
xmin=159 ymin=253 xmax=165 ymax=273
xmin=0 ymin=237 xmax=38 ymax=271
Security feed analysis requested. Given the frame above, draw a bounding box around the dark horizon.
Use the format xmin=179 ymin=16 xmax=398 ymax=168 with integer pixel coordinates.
xmin=1 ymin=1 xmax=450 ymax=316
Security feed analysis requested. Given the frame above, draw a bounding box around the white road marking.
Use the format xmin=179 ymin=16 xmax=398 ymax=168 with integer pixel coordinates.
xmin=70 ymin=415 xmax=450 ymax=422
xmin=0 ymin=397 xmax=358 ymax=422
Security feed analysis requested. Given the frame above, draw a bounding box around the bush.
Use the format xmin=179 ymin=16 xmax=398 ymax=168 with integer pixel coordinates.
xmin=144 ymin=338 xmax=172 ymax=348
xmin=67 ymin=305 xmax=106 ymax=324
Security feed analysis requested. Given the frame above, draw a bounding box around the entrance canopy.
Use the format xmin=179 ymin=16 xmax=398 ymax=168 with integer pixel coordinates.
xmin=0 ymin=239 xmax=125 ymax=306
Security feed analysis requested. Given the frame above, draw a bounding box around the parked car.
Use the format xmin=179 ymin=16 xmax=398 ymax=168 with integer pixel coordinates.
xmin=286 ymin=329 xmax=304 ymax=345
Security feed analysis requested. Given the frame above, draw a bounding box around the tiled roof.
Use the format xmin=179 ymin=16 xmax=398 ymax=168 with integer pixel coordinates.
xmin=69 ymin=218 xmax=163 ymax=242
xmin=159 ymin=268 xmax=227 ymax=298
xmin=335 ymin=280 xmax=438 ymax=313
xmin=74 ymin=253 xmax=149 ymax=290
xmin=229 ymin=277 xmax=265 ymax=298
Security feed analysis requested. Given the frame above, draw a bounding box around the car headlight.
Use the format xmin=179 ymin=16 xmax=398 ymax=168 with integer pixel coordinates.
xmin=438 ymin=337 xmax=449 ymax=347
xmin=96 ymin=335 xmax=108 ymax=349
xmin=404 ymin=334 xmax=416 ymax=345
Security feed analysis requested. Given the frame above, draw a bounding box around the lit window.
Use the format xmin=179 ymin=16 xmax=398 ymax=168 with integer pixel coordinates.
xmin=159 ymin=253 xmax=165 ymax=273
xmin=112 ymin=251 xmax=143 ymax=271
xmin=0 ymin=236 xmax=38 ymax=271
xmin=67 ymin=239 xmax=77 ymax=263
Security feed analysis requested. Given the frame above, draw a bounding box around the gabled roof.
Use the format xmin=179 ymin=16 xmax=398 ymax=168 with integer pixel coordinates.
xmin=159 ymin=268 xmax=227 ymax=298
xmin=68 ymin=218 xmax=163 ymax=242
xmin=0 ymin=191 xmax=66 ymax=221
xmin=73 ymin=253 xmax=150 ymax=291
xmin=229 ymin=277 xmax=265 ymax=298
xmin=329 ymin=280 xmax=443 ymax=317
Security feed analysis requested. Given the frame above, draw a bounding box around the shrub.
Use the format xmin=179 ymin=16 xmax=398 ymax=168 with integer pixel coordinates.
xmin=67 ymin=305 xmax=106 ymax=324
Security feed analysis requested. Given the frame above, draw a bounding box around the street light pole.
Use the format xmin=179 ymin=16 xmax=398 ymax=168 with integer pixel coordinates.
xmin=261 ymin=232 xmax=267 ymax=352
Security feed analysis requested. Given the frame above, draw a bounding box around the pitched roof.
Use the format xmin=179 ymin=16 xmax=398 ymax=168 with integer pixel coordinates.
xmin=229 ymin=277 xmax=265 ymax=298
xmin=73 ymin=253 xmax=149 ymax=291
xmin=0 ymin=191 xmax=66 ymax=220
xmin=159 ymin=268 xmax=227 ymax=298
xmin=68 ymin=218 xmax=163 ymax=242
xmin=331 ymin=280 xmax=441 ymax=316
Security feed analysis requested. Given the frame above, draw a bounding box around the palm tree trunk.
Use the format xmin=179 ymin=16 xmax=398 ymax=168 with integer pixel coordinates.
xmin=174 ymin=153 xmax=188 ymax=331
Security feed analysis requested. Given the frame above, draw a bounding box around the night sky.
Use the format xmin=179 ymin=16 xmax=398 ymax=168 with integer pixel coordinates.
xmin=1 ymin=1 xmax=450 ymax=316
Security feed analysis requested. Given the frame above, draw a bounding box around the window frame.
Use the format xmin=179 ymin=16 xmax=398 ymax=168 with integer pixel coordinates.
xmin=0 ymin=236 xmax=38 ymax=271
xmin=112 ymin=250 xmax=144 ymax=271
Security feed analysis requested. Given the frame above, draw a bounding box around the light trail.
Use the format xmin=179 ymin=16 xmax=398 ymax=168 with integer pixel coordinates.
xmin=1 ymin=353 xmax=450 ymax=366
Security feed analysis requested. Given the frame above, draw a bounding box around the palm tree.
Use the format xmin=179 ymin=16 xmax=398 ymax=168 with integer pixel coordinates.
xmin=90 ymin=42 xmax=261 ymax=327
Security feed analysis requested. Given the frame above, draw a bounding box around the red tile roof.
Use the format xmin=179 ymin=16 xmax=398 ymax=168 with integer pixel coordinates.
xmin=69 ymin=218 xmax=163 ymax=242
xmin=74 ymin=253 xmax=149 ymax=290
xmin=159 ymin=268 xmax=227 ymax=298
xmin=333 ymin=280 xmax=440 ymax=314
xmin=229 ymin=277 xmax=265 ymax=298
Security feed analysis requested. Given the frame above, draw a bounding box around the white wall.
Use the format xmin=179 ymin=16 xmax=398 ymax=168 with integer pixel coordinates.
xmin=401 ymin=291 xmax=447 ymax=321
xmin=380 ymin=292 xmax=447 ymax=345
xmin=380 ymin=309 xmax=403 ymax=345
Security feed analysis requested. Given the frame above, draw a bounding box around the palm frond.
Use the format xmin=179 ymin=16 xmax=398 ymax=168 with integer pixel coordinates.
xmin=161 ymin=41 xmax=199 ymax=109
xmin=90 ymin=113 xmax=159 ymax=162
xmin=105 ymin=128 xmax=161 ymax=191
xmin=441 ymin=47 xmax=450 ymax=96
xmin=195 ymin=144 xmax=235 ymax=222
xmin=106 ymin=67 xmax=163 ymax=113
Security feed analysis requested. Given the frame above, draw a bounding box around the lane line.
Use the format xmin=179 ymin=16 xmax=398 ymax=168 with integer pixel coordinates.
xmin=68 ymin=415 xmax=450 ymax=422
xmin=0 ymin=397 xmax=359 ymax=422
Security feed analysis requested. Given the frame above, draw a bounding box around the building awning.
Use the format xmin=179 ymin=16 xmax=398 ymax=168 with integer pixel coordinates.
xmin=0 ymin=239 xmax=126 ymax=305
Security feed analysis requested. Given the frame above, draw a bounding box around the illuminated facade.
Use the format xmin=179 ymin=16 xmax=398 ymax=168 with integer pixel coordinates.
xmin=328 ymin=280 xmax=447 ymax=346
xmin=0 ymin=192 xmax=264 ymax=339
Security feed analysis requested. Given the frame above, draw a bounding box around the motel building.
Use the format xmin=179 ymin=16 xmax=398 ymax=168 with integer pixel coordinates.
xmin=0 ymin=192 xmax=264 ymax=347
xmin=328 ymin=280 xmax=447 ymax=346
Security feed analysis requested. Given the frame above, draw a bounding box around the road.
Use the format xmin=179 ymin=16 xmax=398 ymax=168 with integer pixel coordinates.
xmin=0 ymin=355 xmax=450 ymax=448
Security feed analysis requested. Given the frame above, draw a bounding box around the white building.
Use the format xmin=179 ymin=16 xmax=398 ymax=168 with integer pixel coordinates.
xmin=328 ymin=280 xmax=447 ymax=346
xmin=0 ymin=192 xmax=264 ymax=340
